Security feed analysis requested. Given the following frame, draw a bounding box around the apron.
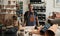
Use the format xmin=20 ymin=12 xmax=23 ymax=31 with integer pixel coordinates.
xmin=26 ymin=12 xmax=36 ymax=26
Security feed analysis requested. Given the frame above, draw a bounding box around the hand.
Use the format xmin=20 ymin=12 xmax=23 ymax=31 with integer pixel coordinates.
xmin=37 ymin=25 xmax=44 ymax=30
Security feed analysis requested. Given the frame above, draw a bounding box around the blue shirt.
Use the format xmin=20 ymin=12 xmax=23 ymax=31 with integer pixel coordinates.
xmin=24 ymin=12 xmax=37 ymax=26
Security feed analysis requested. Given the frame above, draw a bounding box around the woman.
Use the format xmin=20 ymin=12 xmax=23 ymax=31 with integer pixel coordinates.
xmin=30 ymin=24 xmax=58 ymax=36
xmin=5 ymin=15 xmax=20 ymax=36
xmin=12 ymin=15 xmax=20 ymax=31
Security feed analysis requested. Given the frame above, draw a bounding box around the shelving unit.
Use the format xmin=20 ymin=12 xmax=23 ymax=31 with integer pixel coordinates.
xmin=0 ymin=0 xmax=16 ymax=24
xmin=30 ymin=0 xmax=45 ymax=4
xmin=30 ymin=0 xmax=46 ymax=25
xmin=0 ymin=0 xmax=16 ymax=14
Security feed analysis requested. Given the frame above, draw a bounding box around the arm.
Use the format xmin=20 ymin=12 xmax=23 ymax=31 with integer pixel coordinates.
xmin=36 ymin=16 xmax=39 ymax=26
xmin=30 ymin=25 xmax=44 ymax=34
xmin=35 ymin=12 xmax=39 ymax=26
xmin=45 ymin=24 xmax=58 ymax=36
xmin=31 ymin=29 xmax=40 ymax=34
xmin=48 ymin=24 xmax=58 ymax=33
xmin=24 ymin=12 xmax=27 ymax=26
xmin=18 ymin=21 xmax=24 ymax=31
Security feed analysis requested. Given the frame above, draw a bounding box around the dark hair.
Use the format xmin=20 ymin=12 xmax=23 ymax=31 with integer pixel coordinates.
xmin=28 ymin=4 xmax=31 ymax=6
xmin=12 ymin=16 xmax=17 ymax=20
xmin=47 ymin=20 xmax=53 ymax=26
xmin=45 ymin=30 xmax=55 ymax=36
xmin=28 ymin=4 xmax=33 ymax=8
xmin=40 ymin=30 xmax=45 ymax=35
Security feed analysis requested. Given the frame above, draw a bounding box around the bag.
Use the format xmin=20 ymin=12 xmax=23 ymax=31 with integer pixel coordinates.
xmin=5 ymin=27 xmax=18 ymax=34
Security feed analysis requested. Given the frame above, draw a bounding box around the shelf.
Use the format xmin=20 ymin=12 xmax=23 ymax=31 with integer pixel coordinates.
xmin=33 ymin=9 xmax=45 ymax=10
xmin=30 ymin=0 xmax=45 ymax=4
xmin=30 ymin=2 xmax=45 ymax=4
xmin=37 ymin=12 xmax=46 ymax=14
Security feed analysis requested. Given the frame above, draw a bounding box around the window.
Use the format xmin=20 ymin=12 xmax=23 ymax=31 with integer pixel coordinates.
xmin=54 ymin=0 xmax=60 ymax=8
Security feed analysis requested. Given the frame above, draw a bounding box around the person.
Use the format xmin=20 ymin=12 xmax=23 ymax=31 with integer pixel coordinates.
xmin=12 ymin=15 xmax=21 ymax=31
xmin=16 ymin=4 xmax=23 ymax=23
xmin=30 ymin=24 xmax=58 ymax=36
xmin=45 ymin=24 xmax=58 ymax=36
xmin=16 ymin=4 xmax=22 ymax=17
xmin=52 ymin=12 xmax=56 ymax=19
xmin=24 ymin=4 xmax=39 ymax=26
xmin=4 ymin=16 xmax=20 ymax=36
xmin=49 ymin=12 xmax=56 ymax=19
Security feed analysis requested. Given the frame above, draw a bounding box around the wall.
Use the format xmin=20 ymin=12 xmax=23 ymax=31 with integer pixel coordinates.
xmin=46 ymin=0 xmax=60 ymax=19
xmin=23 ymin=0 xmax=30 ymax=14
